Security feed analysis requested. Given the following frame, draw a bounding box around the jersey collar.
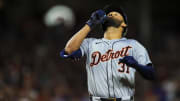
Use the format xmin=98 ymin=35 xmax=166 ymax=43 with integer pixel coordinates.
xmin=102 ymin=37 xmax=127 ymax=42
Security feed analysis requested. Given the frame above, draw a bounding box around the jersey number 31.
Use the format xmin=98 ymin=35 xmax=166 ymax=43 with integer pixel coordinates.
xmin=118 ymin=63 xmax=130 ymax=74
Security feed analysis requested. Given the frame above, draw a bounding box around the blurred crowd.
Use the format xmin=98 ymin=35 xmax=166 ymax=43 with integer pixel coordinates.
xmin=0 ymin=0 xmax=180 ymax=101
xmin=0 ymin=19 xmax=90 ymax=101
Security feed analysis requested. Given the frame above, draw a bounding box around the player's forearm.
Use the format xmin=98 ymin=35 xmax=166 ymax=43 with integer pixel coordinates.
xmin=65 ymin=24 xmax=91 ymax=54
xmin=135 ymin=64 xmax=155 ymax=80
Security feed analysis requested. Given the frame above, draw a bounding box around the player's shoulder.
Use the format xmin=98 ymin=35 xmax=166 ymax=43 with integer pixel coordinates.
xmin=85 ymin=37 xmax=97 ymax=40
xmin=124 ymin=38 xmax=138 ymax=43
xmin=84 ymin=37 xmax=102 ymax=43
xmin=125 ymin=38 xmax=144 ymax=46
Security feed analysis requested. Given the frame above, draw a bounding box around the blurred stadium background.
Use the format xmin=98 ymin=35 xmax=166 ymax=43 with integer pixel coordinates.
xmin=0 ymin=0 xmax=179 ymax=101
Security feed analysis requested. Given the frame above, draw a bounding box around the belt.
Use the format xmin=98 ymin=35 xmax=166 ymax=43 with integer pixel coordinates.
xmin=100 ymin=98 xmax=122 ymax=101
xmin=90 ymin=96 xmax=133 ymax=101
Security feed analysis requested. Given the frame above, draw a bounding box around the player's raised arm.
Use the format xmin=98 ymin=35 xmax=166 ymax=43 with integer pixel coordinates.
xmin=63 ymin=10 xmax=106 ymax=55
xmin=65 ymin=24 xmax=91 ymax=54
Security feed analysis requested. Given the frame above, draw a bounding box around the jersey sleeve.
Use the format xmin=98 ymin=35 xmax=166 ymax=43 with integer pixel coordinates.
xmin=133 ymin=40 xmax=152 ymax=65
xmin=80 ymin=38 xmax=94 ymax=56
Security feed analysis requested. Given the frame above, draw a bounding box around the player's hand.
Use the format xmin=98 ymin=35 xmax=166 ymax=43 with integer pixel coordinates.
xmin=86 ymin=9 xmax=106 ymax=29
xmin=119 ymin=56 xmax=138 ymax=68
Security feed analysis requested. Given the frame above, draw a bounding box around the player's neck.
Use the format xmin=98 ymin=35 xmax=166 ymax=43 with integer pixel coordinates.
xmin=104 ymin=27 xmax=123 ymax=40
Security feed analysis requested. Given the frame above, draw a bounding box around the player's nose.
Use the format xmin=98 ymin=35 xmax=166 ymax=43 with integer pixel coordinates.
xmin=108 ymin=14 xmax=115 ymax=18
xmin=107 ymin=12 xmax=112 ymax=16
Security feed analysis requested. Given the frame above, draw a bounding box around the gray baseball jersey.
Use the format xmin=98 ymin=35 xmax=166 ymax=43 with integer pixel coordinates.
xmin=80 ymin=37 xmax=152 ymax=98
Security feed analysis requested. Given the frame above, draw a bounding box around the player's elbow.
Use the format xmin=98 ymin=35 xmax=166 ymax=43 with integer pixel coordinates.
xmin=64 ymin=46 xmax=79 ymax=55
xmin=64 ymin=47 xmax=73 ymax=54
xmin=144 ymin=74 xmax=155 ymax=81
xmin=144 ymin=68 xmax=156 ymax=81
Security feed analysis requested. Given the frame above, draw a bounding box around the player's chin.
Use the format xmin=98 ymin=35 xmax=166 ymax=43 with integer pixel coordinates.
xmin=103 ymin=17 xmax=121 ymax=28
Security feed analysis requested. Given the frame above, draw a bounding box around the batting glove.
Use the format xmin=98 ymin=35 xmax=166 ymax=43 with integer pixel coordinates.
xmin=119 ymin=56 xmax=139 ymax=68
xmin=86 ymin=9 xmax=106 ymax=29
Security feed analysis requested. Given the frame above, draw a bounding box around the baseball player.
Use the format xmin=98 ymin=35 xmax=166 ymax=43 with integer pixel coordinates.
xmin=60 ymin=6 xmax=155 ymax=101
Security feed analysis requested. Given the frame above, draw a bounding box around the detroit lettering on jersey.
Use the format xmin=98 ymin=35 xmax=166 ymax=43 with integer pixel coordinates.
xmin=90 ymin=46 xmax=132 ymax=67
